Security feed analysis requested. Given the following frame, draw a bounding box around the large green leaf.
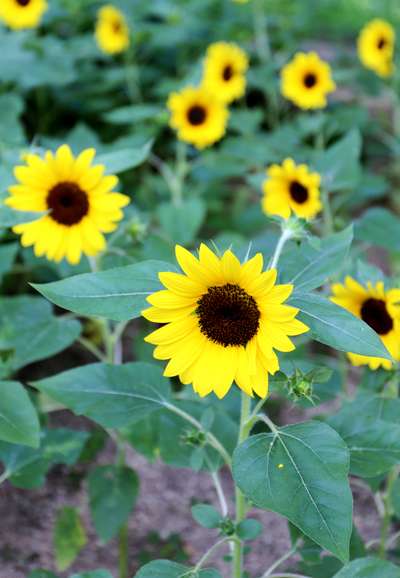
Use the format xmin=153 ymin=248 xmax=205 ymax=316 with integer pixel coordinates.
xmin=0 ymin=381 xmax=40 ymax=447
xmin=88 ymin=464 xmax=139 ymax=542
xmin=329 ymin=396 xmax=400 ymax=477
xmin=289 ymin=293 xmax=391 ymax=360
xmin=0 ymin=428 xmax=89 ymax=488
xmin=232 ymin=421 xmax=352 ymax=562
xmin=333 ymin=557 xmax=400 ymax=578
xmin=281 ymin=227 xmax=353 ymax=292
xmin=54 ymin=507 xmax=87 ymax=571
xmin=32 ymin=362 xmax=171 ymax=428
xmin=157 ymin=198 xmax=206 ymax=245
xmin=0 ymin=296 xmax=81 ymax=377
xmin=354 ymin=207 xmax=400 ymax=252
xmin=32 ymin=260 xmax=174 ymax=321
xmin=96 ymin=140 xmax=153 ymax=174
xmin=103 ymin=104 xmax=164 ymax=124
xmin=134 ymin=560 xmax=222 ymax=578
xmin=315 ymin=129 xmax=362 ymax=192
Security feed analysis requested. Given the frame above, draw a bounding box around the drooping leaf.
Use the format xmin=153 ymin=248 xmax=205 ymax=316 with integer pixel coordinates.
xmin=54 ymin=507 xmax=87 ymax=571
xmin=32 ymin=362 xmax=171 ymax=428
xmin=289 ymin=293 xmax=391 ymax=360
xmin=232 ymin=421 xmax=352 ymax=562
xmin=0 ymin=381 xmax=40 ymax=447
xmin=32 ymin=260 xmax=175 ymax=321
xmin=88 ymin=465 xmax=139 ymax=542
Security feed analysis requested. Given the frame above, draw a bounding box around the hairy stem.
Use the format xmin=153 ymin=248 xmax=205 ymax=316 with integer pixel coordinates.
xmin=232 ymin=393 xmax=252 ymax=578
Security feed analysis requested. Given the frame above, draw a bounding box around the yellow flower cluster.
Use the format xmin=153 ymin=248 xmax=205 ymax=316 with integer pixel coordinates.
xmin=167 ymin=42 xmax=248 ymax=149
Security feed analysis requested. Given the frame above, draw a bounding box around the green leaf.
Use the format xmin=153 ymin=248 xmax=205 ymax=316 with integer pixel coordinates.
xmin=96 ymin=140 xmax=153 ymax=174
xmin=191 ymin=503 xmax=222 ymax=529
xmin=0 ymin=381 xmax=40 ymax=447
xmin=27 ymin=571 xmax=59 ymax=578
xmin=0 ymin=296 xmax=81 ymax=376
xmin=157 ymin=198 xmax=206 ymax=245
xmin=333 ymin=557 xmax=400 ymax=578
xmin=70 ymin=570 xmax=113 ymax=578
xmin=0 ymin=243 xmax=18 ymax=279
xmin=54 ymin=507 xmax=87 ymax=571
xmin=315 ymin=129 xmax=362 ymax=192
xmin=236 ymin=518 xmax=263 ymax=540
xmin=0 ymin=428 xmax=89 ymax=489
xmin=281 ymin=227 xmax=353 ymax=292
xmin=232 ymin=421 xmax=352 ymax=562
xmin=134 ymin=560 xmax=222 ymax=578
xmin=103 ymin=104 xmax=164 ymax=124
xmin=32 ymin=362 xmax=171 ymax=428
xmin=354 ymin=208 xmax=400 ymax=252
xmin=88 ymin=465 xmax=139 ymax=542
xmin=32 ymin=260 xmax=174 ymax=321
xmin=289 ymin=293 xmax=391 ymax=360
xmin=329 ymin=398 xmax=400 ymax=477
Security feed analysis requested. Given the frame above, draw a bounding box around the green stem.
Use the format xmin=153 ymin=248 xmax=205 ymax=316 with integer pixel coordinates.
xmin=232 ymin=393 xmax=252 ymax=578
xmin=124 ymin=45 xmax=141 ymax=102
xmin=260 ymin=541 xmax=300 ymax=577
xmin=193 ymin=537 xmax=233 ymax=572
xmin=252 ymin=0 xmax=271 ymax=63
xmin=119 ymin=524 xmax=129 ymax=578
xmin=173 ymin=141 xmax=188 ymax=206
xmin=379 ymin=466 xmax=399 ymax=558
xmin=269 ymin=226 xmax=293 ymax=270
xmin=321 ymin=186 xmax=334 ymax=236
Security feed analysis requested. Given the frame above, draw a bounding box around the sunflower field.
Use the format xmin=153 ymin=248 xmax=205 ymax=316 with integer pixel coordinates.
xmin=3 ymin=0 xmax=400 ymax=577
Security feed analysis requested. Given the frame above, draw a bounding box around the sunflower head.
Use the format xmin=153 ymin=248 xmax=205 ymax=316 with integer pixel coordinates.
xmin=167 ymin=86 xmax=229 ymax=149
xmin=357 ymin=19 xmax=395 ymax=78
xmin=281 ymin=52 xmax=336 ymax=110
xmin=142 ymin=244 xmax=308 ymax=399
xmin=95 ymin=5 xmax=130 ymax=55
xmin=0 ymin=0 xmax=48 ymax=30
xmin=6 ymin=144 xmax=130 ymax=265
xmin=331 ymin=276 xmax=400 ymax=370
xmin=202 ymin=42 xmax=249 ymax=104
xmin=262 ymin=158 xmax=322 ymax=220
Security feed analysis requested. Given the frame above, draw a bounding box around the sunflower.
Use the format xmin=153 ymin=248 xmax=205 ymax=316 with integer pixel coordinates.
xmin=0 ymin=0 xmax=48 ymax=30
xmin=5 ymin=145 xmax=130 ymax=265
xmin=281 ymin=52 xmax=336 ymax=110
xmin=331 ymin=277 xmax=400 ymax=370
xmin=143 ymin=245 xmax=308 ymax=399
xmin=262 ymin=158 xmax=322 ymax=220
xmin=95 ymin=5 xmax=130 ymax=55
xmin=167 ymin=86 xmax=229 ymax=149
xmin=202 ymin=42 xmax=249 ymax=104
xmin=357 ymin=19 xmax=395 ymax=78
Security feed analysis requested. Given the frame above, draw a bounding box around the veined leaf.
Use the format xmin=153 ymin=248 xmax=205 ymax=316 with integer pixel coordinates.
xmin=96 ymin=140 xmax=153 ymax=174
xmin=134 ymin=560 xmax=222 ymax=578
xmin=0 ymin=381 xmax=40 ymax=447
xmin=233 ymin=420 xmax=352 ymax=562
xmin=333 ymin=557 xmax=400 ymax=578
xmin=289 ymin=293 xmax=391 ymax=360
xmin=32 ymin=260 xmax=175 ymax=321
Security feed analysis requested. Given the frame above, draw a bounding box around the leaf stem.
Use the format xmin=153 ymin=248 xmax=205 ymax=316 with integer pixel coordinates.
xmin=260 ymin=540 xmax=301 ymax=577
xmin=193 ymin=537 xmax=234 ymax=572
xmin=232 ymin=392 xmax=252 ymax=578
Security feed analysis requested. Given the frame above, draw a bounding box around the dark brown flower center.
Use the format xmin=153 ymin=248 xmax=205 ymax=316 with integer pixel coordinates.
xmin=47 ymin=182 xmax=89 ymax=226
xmin=360 ymin=298 xmax=393 ymax=335
xmin=16 ymin=0 xmax=31 ymax=5
xmin=197 ymin=284 xmax=260 ymax=347
xmin=377 ymin=37 xmax=387 ymax=50
xmin=187 ymin=105 xmax=207 ymax=126
xmin=223 ymin=64 xmax=234 ymax=81
xmin=289 ymin=181 xmax=309 ymax=204
xmin=113 ymin=19 xmax=122 ymax=33
xmin=304 ymin=73 xmax=317 ymax=88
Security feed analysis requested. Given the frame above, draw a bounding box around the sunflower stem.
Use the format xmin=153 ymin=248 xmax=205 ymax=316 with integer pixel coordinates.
xmin=269 ymin=226 xmax=293 ymax=270
xmin=379 ymin=466 xmax=399 ymax=558
xmin=124 ymin=44 xmax=141 ymax=102
xmin=252 ymin=0 xmax=271 ymax=64
xmin=232 ymin=392 xmax=252 ymax=578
